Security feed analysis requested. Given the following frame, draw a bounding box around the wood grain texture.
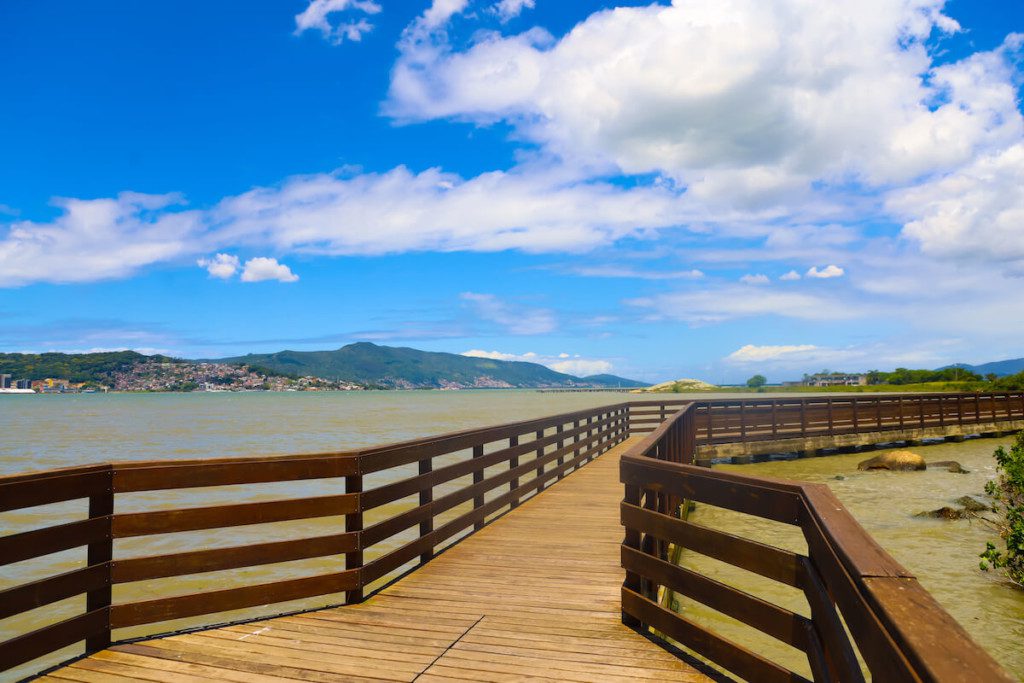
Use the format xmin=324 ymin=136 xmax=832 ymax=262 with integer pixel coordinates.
xmin=53 ymin=439 xmax=712 ymax=682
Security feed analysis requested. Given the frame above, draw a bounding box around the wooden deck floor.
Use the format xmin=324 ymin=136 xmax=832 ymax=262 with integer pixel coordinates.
xmin=42 ymin=439 xmax=712 ymax=683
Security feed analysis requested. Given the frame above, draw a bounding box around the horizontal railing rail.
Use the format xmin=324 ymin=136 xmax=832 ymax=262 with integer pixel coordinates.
xmin=692 ymin=392 xmax=1024 ymax=446
xmin=620 ymin=404 xmax=1014 ymax=682
xmin=0 ymin=402 xmax=630 ymax=679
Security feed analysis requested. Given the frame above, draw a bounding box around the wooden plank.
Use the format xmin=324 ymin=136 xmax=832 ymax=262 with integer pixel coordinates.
xmin=110 ymin=570 xmax=359 ymax=628
xmin=620 ymin=502 xmax=803 ymax=587
xmin=0 ymin=563 xmax=110 ymax=620
xmin=621 ymin=546 xmax=811 ymax=652
xmin=0 ymin=516 xmax=110 ymax=566
xmin=621 ymin=588 xmax=809 ymax=683
xmin=112 ymin=494 xmax=358 ymax=537
xmin=0 ymin=466 xmax=111 ymax=512
xmin=0 ymin=609 xmax=108 ymax=672
xmin=111 ymin=532 xmax=359 ymax=583
xmin=112 ymin=455 xmax=359 ymax=493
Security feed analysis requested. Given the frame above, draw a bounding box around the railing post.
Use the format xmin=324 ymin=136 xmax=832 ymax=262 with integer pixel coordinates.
xmin=345 ymin=473 xmax=363 ymax=603
xmin=852 ymin=397 xmax=858 ymax=432
xmin=827 ymin=398 xmax=834 ymax=436
xmin=801 ymin=399 xmax=808 ymax=438
xmin=958 ymin=394 xmax=964 ymax=427
xmin=509 ymin=435 xmax=520 ymax=508
xmin=535 ymin=429 xmax=545 ymax=482
xmin=622 ymin=482 xmax=643 ymax=629
xmin=898 ymin=396 xmax=904 ymax=429
xmin=975 ymin=393 xmax=981 ymax=423
xmin=85 ymin=465 xmax=114 ymax=653
xmin=473 ymin=444 xmax=485 ymax=530
xmin=939 ymin=395 xmax=945 ymax=427
xmin=418 ymin=459 xmax=433 ymax=563
xmin=556 ymin=424 xmax=565 ymax=480
xmin=919 ymin=396 xmax=926 ymax=429
xmin=740 ymin=401 xmax=747 ymax=442
xmin=772 ymin=400 xmax=779 ymax=437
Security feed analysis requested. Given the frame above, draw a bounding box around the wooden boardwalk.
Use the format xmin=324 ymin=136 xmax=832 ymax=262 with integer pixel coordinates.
xmin=41 ymin=439 xmax=712 ymax=683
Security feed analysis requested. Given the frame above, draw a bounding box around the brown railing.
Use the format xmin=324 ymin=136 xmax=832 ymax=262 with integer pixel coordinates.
xmin=620 ymin=404 xmax=1014 ymax=682
xmin=0 ymin=403 xmax=629 ymax=679
xmin=693 ymin=392 xmax=1024 ymax=445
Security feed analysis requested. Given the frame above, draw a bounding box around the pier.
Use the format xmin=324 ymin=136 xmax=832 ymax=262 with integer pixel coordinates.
xmin=3 ymin=393 xmax=1021 ymax=682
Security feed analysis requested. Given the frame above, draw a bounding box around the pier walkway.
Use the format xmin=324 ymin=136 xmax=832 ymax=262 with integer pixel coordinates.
xmin=41 ymin=439 xmax=710 ymax=683
xmin=4 ymin=395 xmax=1020 ymax=682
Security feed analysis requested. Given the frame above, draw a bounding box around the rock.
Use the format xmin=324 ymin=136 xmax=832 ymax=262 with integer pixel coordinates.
xmin=930 ymin=460 xmax=970 ymax=474
xmin=915 ymin=506 xmax=969 ymax=520
xmin=833 ymin=475 xmax=846 ymax=481
xmin=955 ymin=496 xmax=990 ymax=512
xmin=857 ymin=450 xmax=926 ymax=471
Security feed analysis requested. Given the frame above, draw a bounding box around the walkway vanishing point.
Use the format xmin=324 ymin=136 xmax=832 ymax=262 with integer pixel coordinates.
xmin=3 ymin=393 xmax=1023 ymax=683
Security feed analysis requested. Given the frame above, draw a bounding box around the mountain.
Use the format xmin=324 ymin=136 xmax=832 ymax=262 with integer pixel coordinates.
xmin=943 ymin=358 xmax=1024 ymax=377
xmin=215 ymin=343 xmax=646 ymax=389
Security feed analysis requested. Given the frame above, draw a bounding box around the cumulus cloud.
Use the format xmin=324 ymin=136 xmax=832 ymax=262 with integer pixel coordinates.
xmin=740 ymin=273 xmax=770 ymax=285
xmin=726 ymin=344 xmax=819 ymax=362
xmin=197 ymin=253 xmax=239 ymax=279
xmin=386 ymin=0 xmax=1022 ymax=209
xmin=891 ymin=140 xmax=1024 ymax=273
xmin=294 ymin=0 xmax=381 ymax=44
xmin=494 ymin=0 xmax=535 ymax=22
xmin=806 ymin=264 xmax=845 ymax=279
xmin=0 ymin=192 xmax=199 ymax=287
xmin=460 ymin=292 xmax=555 ymax=334
xmin=240 ymin=257 xmax=299 ymax=283
xmin=462 ymin=349 xmax=538 ymax=361
xmin=779 ymin=270 xmax=801 ymax=281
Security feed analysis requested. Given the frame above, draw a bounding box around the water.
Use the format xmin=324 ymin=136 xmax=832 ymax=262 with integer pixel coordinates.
xmin=2 ymin=392 xmax=1022 ymax=680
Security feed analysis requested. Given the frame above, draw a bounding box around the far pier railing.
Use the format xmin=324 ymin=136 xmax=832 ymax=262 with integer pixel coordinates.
xmin=620 ymin=403 xmax=1014 ymax=682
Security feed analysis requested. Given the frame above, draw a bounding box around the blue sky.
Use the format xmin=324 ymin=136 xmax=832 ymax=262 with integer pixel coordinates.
xmin=2 ymin=0 xmax=1024 ymax=383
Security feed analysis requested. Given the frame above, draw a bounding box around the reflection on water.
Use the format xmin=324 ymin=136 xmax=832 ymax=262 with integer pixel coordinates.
xmin=684 ymin=436 xmax=1024 ymax=679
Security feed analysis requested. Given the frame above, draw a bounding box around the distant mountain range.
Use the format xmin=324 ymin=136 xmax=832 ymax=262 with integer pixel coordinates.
xmin=943 ymin=358 xmax=1024 ymax=377
xmin=213 ymin=343 xmax=645 ymax=389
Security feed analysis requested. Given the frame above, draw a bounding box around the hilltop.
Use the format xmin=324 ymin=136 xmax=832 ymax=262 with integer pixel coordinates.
xmin=214 ymin=343 xmax=645 ymax=389
xmin=944 ymin=358 xmax=1024 ymax=377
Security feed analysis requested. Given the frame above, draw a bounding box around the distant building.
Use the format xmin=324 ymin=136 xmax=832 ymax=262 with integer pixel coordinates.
xmin=15 ymin=379 xmax=30 ymax=389
xmin=803 ymin=373 xmax=868 ymax=387
xmin=0 ymin=374 xmax=10 ymax=389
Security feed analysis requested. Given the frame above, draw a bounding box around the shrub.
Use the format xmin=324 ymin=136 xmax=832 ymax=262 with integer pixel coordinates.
xmin=980 ymin=431 xmax=1024 ymax=588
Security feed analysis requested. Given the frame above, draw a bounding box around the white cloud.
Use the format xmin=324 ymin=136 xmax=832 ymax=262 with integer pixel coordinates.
xmin=294 ymin=0 xmax=381 ymax=44
xmin=740 ymin=273 xmax=770 ymax=285
xmin=629 ymin=286 xmax=862 ymax=324
xmin=0 ymin=192 xmax=199 ymax=287
xmin=891 ymin=140 xmax=1024 ymax=273
xmin=494 ymin=0 xmax=535 ymax=22
xmin=549 ymin=358 xmax=612 ymax=376
xmin=726 ymin=344 xmax=819 ymax=362
xmin=197 ymin=253 xmax=239 ymax=279
xmin=779 ymin=270 xmax=801 ymax=281
xmin=240 ymin=257 xmax=299 ymax=283
xmin=460 ymin=292 xmax=555 ymax=334
xmin=806 ymin=264 xmax=845 ymax=279
xmin=461 ymin=349 xmax=538 ymax=361
xmin=461 ymin=348 xmax=613 ymax=376
xmin=387 ymin=0 xmax=1021 ymax=209
xmin=568 ymin=265 xmax=704 ymax=280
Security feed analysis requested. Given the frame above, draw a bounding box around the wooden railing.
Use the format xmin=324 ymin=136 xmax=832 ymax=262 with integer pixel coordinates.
xmin=693 ymin=392 xmax=1024 ymax=445
xmin=0 ymin=403 xmax=629 ymax=679
xmin=620 ymin=404 xmax=1014 ymax=682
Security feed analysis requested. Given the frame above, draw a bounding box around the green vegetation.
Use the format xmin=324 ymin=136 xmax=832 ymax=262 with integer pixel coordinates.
xmin=980 ymin=431 xmax=1024 ymax=588
xmin=215 ymin=342 xmax=645 ymax=389
xmin=0 ymin=351 xmax=178 ymax=384
xmin=865 ymin=367 xmax=982 ymax=385
xmin=746 ymin=374 xmax=767 ymax=388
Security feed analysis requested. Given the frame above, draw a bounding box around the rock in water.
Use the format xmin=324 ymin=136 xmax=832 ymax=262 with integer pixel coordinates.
xmin=915 ymin=506 xmax=969 ymax=520
xmin=857 ymin=450 xmax=927 ymax=471
xmin=955 ymin=496 xmax=990 ymax=512
xmin=930 ymin=460 xmax=970 ymax=474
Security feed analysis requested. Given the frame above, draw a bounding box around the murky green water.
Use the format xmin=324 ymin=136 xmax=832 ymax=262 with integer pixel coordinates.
xmin=1 ymin=392 xmax=1022 ymax=680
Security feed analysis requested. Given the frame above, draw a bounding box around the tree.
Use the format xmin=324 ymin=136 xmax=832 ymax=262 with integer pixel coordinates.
xmin=746 ymin=374 xmax=767 ymax=388
xmin=980 ymin=431 xmax=1024 ymax=588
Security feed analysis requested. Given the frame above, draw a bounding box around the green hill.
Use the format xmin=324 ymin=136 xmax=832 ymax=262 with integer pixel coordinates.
xmin=215 ymin=343 xmax=645 ymax=389
xmin=0 ymin=350 xmax=178 ymax=384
